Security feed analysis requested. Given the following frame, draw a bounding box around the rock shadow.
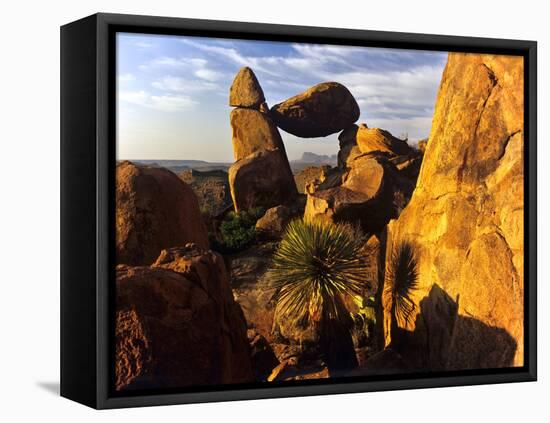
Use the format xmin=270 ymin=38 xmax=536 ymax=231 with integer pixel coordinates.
xmin=394 ymin=283 xmax=517 ymax=371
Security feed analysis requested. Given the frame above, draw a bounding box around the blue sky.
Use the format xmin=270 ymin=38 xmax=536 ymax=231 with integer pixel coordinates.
xmin=117 ymin=33 xmax=447 ymax=162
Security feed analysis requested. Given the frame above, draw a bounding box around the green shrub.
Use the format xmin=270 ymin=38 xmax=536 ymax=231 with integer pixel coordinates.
xmin=218 ymin=207 xmax=265 ymax=252
xmin=268 ymin=218 xmax=368 ymax=327
xmin=383 ymin=241 xmax=419 ymax=328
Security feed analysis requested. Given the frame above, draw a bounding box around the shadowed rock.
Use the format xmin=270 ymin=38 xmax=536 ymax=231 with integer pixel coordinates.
xmin=304 ymin=155 xmax=414 ymax=233
xmin=255 ymin=205 xmax=293 ymax=239
xmin=115 ymin=245 xmax=254 ymax=391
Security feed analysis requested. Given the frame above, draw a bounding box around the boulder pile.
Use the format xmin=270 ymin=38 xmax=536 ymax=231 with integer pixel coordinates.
xmin=228 ymin=67 xmax=297 ymax=212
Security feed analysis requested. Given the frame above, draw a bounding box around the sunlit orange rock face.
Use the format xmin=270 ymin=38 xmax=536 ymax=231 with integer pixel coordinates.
xmin=115 ymin=245 xmax=254 ymax=391
xmin=116 ymin=161 xmax=209 ymax=265
xmin=382 ymin=53 xmax=524 ymax=369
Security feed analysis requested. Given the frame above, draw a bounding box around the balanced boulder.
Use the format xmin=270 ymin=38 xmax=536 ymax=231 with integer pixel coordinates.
xmin=116 ymin=161 xmax=208 ymax=265
xmin=270 ymin=82 xmax=360 ymax=138
xmin=229 ymin=66 xmax=265 ymax=108
xmin=115 ymin=245 xmax=254 ymax=391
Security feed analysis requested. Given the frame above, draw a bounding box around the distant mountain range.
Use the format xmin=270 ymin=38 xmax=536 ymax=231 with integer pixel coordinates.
xmin=294 ymin=152 xmax=337 ymax=165
xmin=129 ymin=152 xmax=337 ymax=174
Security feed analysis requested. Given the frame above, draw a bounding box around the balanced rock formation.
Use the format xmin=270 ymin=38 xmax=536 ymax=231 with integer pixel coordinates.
xmin=270 ymin=82 xmax=360 ymax=138
xmin=228 ymin=67 xmax=297 ymax=212
xmin=382 ymin=53 xmax=524 ymax=369
xmin=115 ymin=245 xmax=254 ymax=390
xmin=229 ymin=67 xmax=265 ymax=108
xmin=116 ymin=161 xmax=208 ymax=265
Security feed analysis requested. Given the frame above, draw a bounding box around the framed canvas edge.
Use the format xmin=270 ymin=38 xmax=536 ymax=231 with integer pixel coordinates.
xmin=88 ymin=12 xmax=537 ymax=409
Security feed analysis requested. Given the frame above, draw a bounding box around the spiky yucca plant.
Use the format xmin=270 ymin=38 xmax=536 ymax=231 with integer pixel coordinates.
xmin=383 ymin=241 xmax=419 ymax=329
xmin=269 ymin=219 xmax=368 ymax=328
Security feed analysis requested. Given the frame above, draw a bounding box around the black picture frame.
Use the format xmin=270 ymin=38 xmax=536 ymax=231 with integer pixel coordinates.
xmin=60 ymin=12 xmax=537 ymax=409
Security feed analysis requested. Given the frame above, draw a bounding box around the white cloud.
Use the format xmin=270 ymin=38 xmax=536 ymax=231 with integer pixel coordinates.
xmin=135 ymin=41 xmax=153 ymax=49
xmin=152 ymin=76 xmax=219 ymax=92
xmin=194 ymin=68 xmax=224 ymax=82
xmin=139 ymin=56 xmax=208 ymax=71
xmin=119 ymin=90 xmax=197 ymax=112
xmin=117 ymin=73 xmax=135 ymax=83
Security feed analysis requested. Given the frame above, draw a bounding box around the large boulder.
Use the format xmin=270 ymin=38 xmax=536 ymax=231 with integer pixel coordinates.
xmin=230 ymin=108 xmax=287 ymax=161
xmin=229 ymin=150 xmax=297 ymax=212
xmin=229 ymin=67 xmax=265 ymax=108
xmin=115 ymin=245 xmax=254 ymax=390
xmin=356 ymin=126 xmax=412 ymax=156
xmin=116 ymin=161 xmax=209 ymax=265
xmin=381 ymin=53 xmax=525 ymax=369
xmin=304 ymin=155 xmax=413 ymax=234
xmin=270 ymin=82 xmax=360 ymax=138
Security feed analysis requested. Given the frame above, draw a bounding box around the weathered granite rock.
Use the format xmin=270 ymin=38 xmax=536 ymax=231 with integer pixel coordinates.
xmin=270 ymin=82 xmax=360 ymax=138
xmin=356 ymin=126 xmax=412 ymax=156
xmin=381 ymin=53 xmax=525 ymax=369
xmin=417 ymin=138 xmax=428 ymax=153
xmin=228 ymin=68 xmax=297 ymax=212
xmin=228 ymin=150 xmax=297 ymax=212
xmin=116 ymin=161 xmax=208 ymax=265
xmin=229 ymin=67 xmax=265 ymax=108
xmin=230 ymin=108 xmax=286 ymax=161
xmin=115 ymin=246 xmax=254 ymax=390
xmin=294 ymin=165 xmax=331 ymax=194
xmin=255 ymin=205 xmax=293 ymax=239
xmin=304 ymin=155 xmax=414 ymax=233
xmin=179 ymin=169 xmax=232 ymax=217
